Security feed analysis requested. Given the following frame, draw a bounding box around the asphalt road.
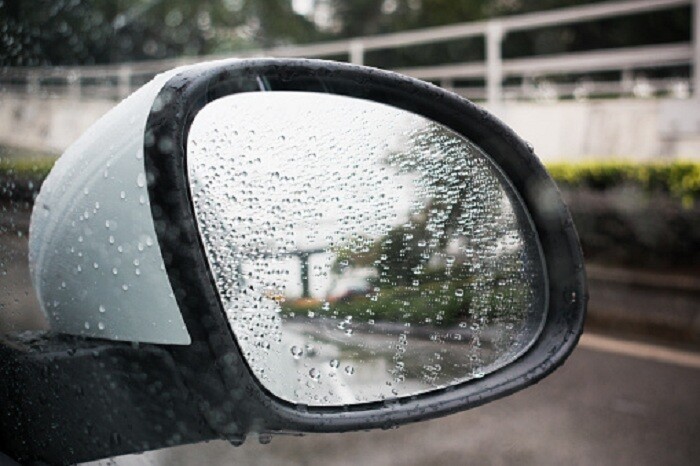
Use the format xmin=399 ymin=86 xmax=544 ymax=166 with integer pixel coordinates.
xmin=85 ymin=336 xmax=700 ymax=466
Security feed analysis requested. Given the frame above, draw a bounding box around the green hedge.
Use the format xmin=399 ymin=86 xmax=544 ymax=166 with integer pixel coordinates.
xmin=2 ymin=145 xmax=700 ymax=206
xmin=2 ymin=146 xmax=699 ymax=267
xmin=0 ymin=146 xmax=57 ymax=180
xmin=0 ymin=147 xmax=57 ymax=201
xmin=0 ymin=157 xmax=56 ymax=180
xmin=547 ymin=160 xmax=700 ymax=206
xmin=2 ymin=147 xmax=699 ymax=204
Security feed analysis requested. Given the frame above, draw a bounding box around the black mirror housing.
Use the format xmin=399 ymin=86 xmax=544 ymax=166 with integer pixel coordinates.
xmin=0 ymin=59 xmax=586 ymax=465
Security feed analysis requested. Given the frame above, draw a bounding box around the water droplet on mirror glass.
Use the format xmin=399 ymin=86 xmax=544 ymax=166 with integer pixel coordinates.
xmin=290 ymin=345 xmax=303 ymax=359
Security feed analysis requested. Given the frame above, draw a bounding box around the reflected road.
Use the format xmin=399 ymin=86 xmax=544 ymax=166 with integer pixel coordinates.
xmin=265 ymin=318 xmax=504 ymax=404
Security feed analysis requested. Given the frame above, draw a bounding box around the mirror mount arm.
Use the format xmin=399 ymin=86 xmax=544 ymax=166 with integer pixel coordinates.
xmin=0 ymin=333 xmax=216 ymax=465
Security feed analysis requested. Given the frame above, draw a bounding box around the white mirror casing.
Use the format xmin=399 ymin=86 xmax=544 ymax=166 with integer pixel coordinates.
xmin=28 ymin=69 xmax=191 ymax=344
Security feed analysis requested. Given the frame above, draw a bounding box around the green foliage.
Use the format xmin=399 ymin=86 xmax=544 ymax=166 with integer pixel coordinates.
xmin=547 ymin=160 xmax=700 ymax=207
xmin=0 ymin=0 xmax=320 ymax=66
xmin=0 ymin=146 xmax=56 ymax=180
xmin=280 ymin=275 xmax=530 ymax=327
xmin=1 ymin=1 xmax=690 ymax=68
xmin=280 ymin=279 xmax=473 ymax=327
xmin=2 ymin=145 xmax=699 ymax=207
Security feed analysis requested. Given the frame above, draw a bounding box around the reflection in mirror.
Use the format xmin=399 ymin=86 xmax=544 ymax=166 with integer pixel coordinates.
xmin=188 ymin=91 xmax=547 ymax=406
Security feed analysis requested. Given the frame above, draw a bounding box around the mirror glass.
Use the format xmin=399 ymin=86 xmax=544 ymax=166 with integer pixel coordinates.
xmin=187 ymin=91 xmax=547 ymax=406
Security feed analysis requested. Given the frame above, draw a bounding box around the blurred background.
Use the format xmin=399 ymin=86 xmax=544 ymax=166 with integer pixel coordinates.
xmin=1 ymin=1 xmax=699 ymax=465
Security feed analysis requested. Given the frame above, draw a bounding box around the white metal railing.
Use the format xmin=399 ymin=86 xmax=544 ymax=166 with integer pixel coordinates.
xmin=1 ymin=0 xmax=697 ymax=104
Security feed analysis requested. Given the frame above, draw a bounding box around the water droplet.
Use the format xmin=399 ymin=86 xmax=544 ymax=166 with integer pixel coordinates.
xmin=290 ymin=345 xmax=303 ymax=359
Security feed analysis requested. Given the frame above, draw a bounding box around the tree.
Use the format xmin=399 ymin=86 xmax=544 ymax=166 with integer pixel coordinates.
xmin=0 ymin=0 xmax=320 ymax=66
xmin=321 ymin=0 xmax=690 ymax=70
xmin=1 ymin=0 xmax=690 ymax=72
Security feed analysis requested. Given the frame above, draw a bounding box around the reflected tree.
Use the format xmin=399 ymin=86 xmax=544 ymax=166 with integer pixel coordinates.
xmin=321 ymin=122 xmax=536 ymax=331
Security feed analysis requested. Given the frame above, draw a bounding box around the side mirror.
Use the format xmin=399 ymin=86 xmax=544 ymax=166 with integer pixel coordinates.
xmin=1 ymin=59 xmax=586 ymax=464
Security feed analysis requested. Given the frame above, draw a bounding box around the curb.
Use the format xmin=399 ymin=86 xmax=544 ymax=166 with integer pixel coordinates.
xmin=585 ymin=263 xmax=700 ymax=347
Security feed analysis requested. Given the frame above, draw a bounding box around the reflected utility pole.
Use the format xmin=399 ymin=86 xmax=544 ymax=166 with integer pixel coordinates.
xmin=252 ymin=248 xmax=326 ymax=299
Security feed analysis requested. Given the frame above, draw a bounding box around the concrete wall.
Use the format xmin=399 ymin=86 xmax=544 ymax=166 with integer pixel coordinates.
xmin=1 ymin=93 xmax=699 ymax=161
xmin=0 ymin=95 xmax=113 ymax=154
xmin=488 ymin=99 xmax=700 ymax=162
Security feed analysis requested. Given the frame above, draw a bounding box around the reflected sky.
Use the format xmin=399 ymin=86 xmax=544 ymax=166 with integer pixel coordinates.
xmin=188 ymin=91 xmax=547 ymax=406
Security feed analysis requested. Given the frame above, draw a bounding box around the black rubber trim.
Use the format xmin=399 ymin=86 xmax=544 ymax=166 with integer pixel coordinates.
xmin=0 ymin=333 xmax=215 ymax=465
xmin=144 ymin=58 xmax=587 ymax=436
